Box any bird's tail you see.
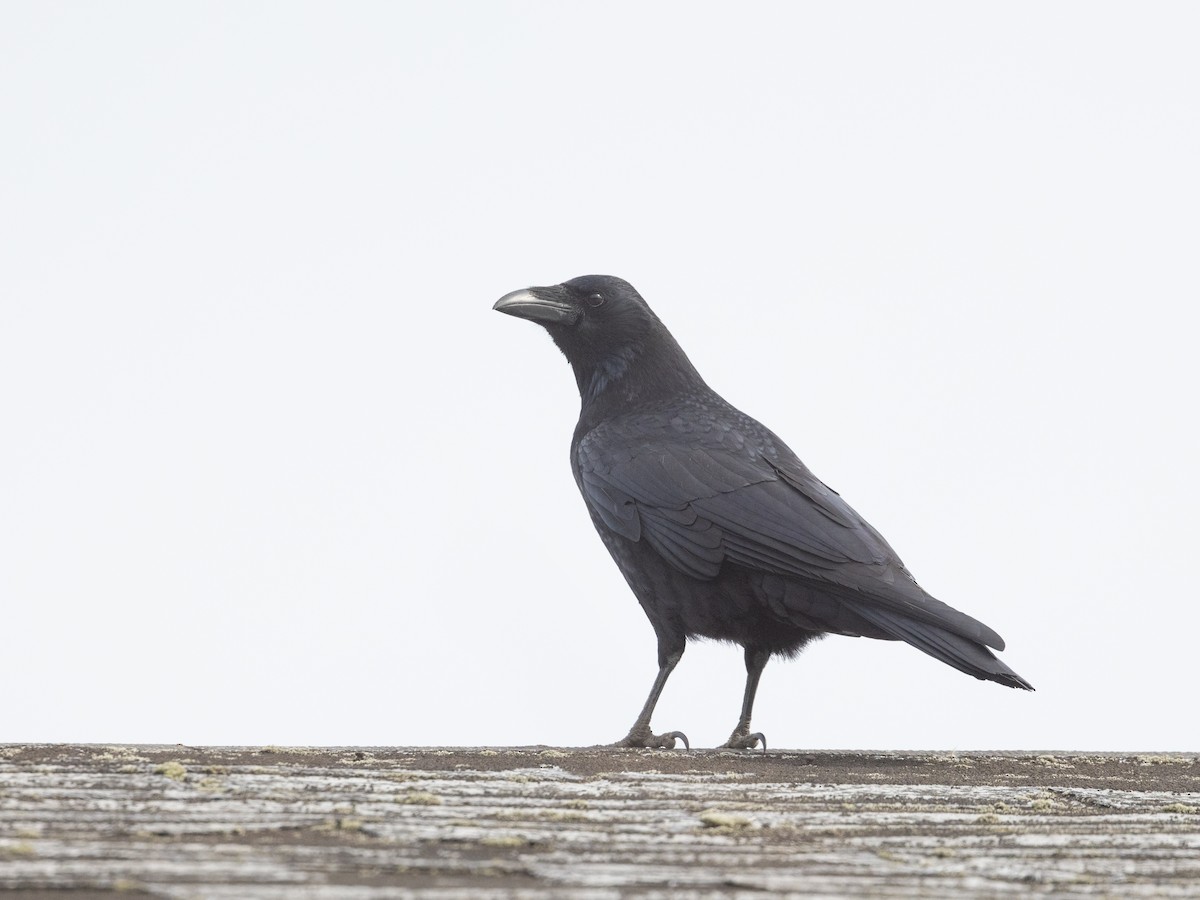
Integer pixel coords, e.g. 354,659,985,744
852,605,1034,691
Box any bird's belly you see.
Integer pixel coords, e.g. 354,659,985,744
598,529,820,654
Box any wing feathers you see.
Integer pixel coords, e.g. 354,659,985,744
578,421,1017,671
639,506,723,580
580,470,640,540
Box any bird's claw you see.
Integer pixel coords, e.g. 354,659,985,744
660,730,690,750
720,731,767,751
612,728,690,750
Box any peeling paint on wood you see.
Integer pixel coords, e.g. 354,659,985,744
1,745,1198,897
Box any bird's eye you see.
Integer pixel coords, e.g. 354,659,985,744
586,293,605,308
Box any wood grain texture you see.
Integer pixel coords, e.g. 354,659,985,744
2,745,1198,898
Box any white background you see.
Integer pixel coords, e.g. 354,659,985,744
3,2,1196,751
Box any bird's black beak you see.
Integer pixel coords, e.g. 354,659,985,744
493,286,579,326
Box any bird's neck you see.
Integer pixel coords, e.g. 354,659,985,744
571,332,708,425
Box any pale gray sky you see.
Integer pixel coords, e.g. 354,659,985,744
3,2,1197,751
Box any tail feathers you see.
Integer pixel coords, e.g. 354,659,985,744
853,605,1034,691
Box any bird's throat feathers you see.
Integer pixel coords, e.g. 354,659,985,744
559,331,707,416
578,345,637,407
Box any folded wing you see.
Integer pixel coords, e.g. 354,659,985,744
578,424,1011,658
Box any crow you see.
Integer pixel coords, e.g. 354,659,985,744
494,275,1032,750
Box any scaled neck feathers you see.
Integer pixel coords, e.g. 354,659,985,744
564,328,708,420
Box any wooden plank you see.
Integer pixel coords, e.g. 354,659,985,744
1,745,1198,897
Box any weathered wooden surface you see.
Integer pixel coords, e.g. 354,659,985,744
1,745,1198,898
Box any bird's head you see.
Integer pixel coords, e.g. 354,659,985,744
493,274,652,351
494,275,702,408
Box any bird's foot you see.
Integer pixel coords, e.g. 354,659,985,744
611,726,690,750
720,731,766,751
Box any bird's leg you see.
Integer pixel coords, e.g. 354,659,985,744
720,647,771,750
612,642,689,750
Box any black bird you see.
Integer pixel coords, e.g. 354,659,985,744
494,275,1032,750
